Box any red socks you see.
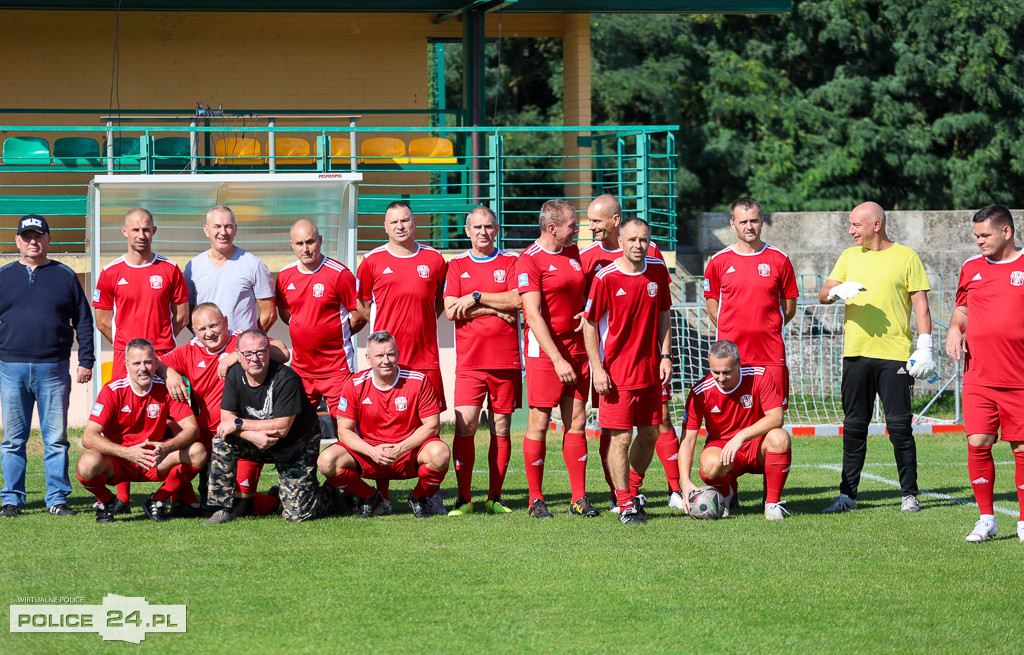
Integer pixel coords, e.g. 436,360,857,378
562,432,589,502
153,463,199,503
77,471,113,504
615,489,634,512
629,469,644,497
235,460,263,496
599,431,615,494
655,430,681,492
523,437,546,503
253,492,280,516
1014,449,1024,520
764,450,791,504
116,481,130,503
453,436,476,502
968,444,995,515
488,433,511,501
326,469,375,499
412,465,447,499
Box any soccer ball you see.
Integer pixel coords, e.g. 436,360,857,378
688,486,725,520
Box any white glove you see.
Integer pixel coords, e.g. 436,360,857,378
907,334,936,379
827,281,866,301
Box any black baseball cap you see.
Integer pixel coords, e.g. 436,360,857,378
17,215,49,236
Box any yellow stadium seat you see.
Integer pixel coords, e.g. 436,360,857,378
101,360,113,385
274,137,313,166
359,137,407,164
330,137,353,165
408,137,457,164
215,137,264,166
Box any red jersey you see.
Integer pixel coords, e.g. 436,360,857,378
517,242,587,357
581,241,664,289
276,256,358,377
333,367,442,445
585,258,671,389
955,251,1024,388
703,244,798,366
443,249,521,371
357,244,446,370
92,254,188,351
684,367,782,440
89,377,193,447
161,332,239,435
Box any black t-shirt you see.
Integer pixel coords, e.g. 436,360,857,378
221,360,318,450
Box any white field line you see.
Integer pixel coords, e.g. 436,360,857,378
817,463,1018,517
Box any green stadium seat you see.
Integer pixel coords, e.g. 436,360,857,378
53,137,102,167
153,137,191,170
111,137,142,170
3,136,50,166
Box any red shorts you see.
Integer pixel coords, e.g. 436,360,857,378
111,347,173,381
525,352,590,408
701,435,765,477
454,369,522,414
662,384,671,404
963,383,1024,441
109,457,169,485
342,437,443,481
299,370,352,413
412,367,446,412
598,385,661,430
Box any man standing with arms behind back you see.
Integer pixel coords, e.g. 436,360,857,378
819,201,935,514
946,204,1024,543
0,215,94,518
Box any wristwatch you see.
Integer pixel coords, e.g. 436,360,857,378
234,417,244,432
472,290,481,305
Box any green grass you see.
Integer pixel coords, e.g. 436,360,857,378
2,431,1022,654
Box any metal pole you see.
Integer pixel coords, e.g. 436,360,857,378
106,120,114,174
267,117,276,173
189,118,198,173
91,184,103,396
349,117,357,172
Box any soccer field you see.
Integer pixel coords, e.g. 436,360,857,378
2,432,1021,654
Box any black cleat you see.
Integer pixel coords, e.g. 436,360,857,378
95,502,115,523
356,489,386,519
634,497,648,520
48,503,76,516
407,494,434,519
569,495,600,518
111,498,132,515
618,506,647,525
528,498,554,519
167,501,202,519
1,504,22,518
143,494,170,522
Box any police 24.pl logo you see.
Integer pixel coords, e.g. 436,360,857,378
10,594,186,644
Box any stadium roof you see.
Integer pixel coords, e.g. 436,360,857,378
0,1,791,13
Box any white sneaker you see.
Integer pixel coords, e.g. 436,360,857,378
965,516,998,543
667,490,685,511
1017,521,1024,543
822,493,856,513
765,501,790,521
721,489,734,519
901,495,920,512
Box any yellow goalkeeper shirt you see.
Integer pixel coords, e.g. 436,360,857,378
828,243,930,361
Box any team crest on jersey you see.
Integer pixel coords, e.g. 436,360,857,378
740,394,753,409
417,265,430,279
569,259,581,271
394,396,408,411
147,403,160,419
758,263,771,277
493,269,506,284
313,283,325,298
149,275,163,290
646,281,658,297
1011,271,1024,287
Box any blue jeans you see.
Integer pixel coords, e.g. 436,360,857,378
0,360,72,508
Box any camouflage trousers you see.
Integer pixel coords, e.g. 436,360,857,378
208,429,328,522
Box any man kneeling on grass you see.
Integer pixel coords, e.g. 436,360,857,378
77,339,204,523
318,330,449,519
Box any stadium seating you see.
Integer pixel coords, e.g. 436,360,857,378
273,137,314,167
53,137,102,168
153,137,192,170
2,136,50,166
359,137,407,164
215,137,265,167
111,137,142,170
330,136,353,165
408,137,457,164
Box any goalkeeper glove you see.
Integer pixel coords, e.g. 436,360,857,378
907,334,936,380
827,281,866,301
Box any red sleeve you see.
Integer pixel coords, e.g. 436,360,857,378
339,267,359,312
517,253,541,295
649,242,665,261
703,258,720,300
168,395,195,422
756,372,783,412
332,378,358,419
955,263,969,308
505,256,519,291
92,267,114,310
434,254,447,303
356,257,374,302
160,345,187,374
417,377,442,418
657,265,672,312
443,258,462,299
88,384,116,427
169,265,188,304
684,388,702,431
274,272,290,312
780,256,799,300
585,273,608,322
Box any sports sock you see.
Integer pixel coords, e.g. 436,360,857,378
412,465,447,499
77,472,113,504
967,444,995,515
655,430,681,492
326,469,375,499
562,431,589,502
699,471,732,498
487,432,511,501
116,481,130,503
1013,450,1024,520
599,431,615,493
453,435,476,502
615,489,634,512
153,463,200,503
176,482,199,506
523,437,546,504
629,469,644,497
235,460,264,497
764,450,792,504
252,492,280,516
377,478,390,501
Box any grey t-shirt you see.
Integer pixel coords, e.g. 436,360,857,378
184,247,274,332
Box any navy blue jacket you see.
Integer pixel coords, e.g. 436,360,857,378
0,259,95,368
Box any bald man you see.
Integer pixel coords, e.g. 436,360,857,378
819,201,934,514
